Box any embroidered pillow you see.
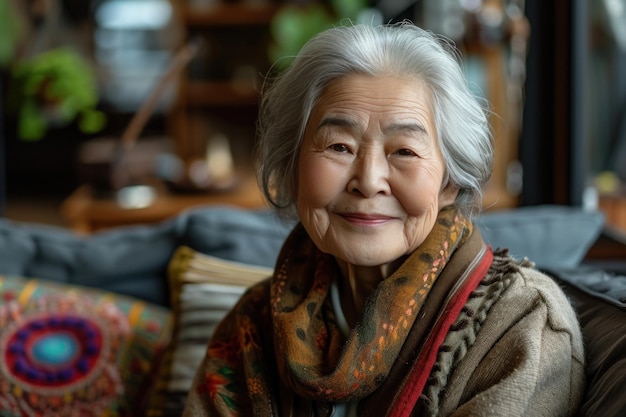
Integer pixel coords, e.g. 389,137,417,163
146,246,272,417
0,275,172,417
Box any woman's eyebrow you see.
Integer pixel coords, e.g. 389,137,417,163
318,116,359,130
317,117,428,137
383,122,428,135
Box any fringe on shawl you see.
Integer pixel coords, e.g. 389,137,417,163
419,249,524,416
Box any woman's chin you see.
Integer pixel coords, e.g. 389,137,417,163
333,248,404,268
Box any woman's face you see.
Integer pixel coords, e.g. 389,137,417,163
296,74,458,267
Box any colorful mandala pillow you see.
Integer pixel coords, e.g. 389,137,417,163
0,275,173,417
145,246,272,417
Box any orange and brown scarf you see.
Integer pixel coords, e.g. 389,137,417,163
195,206,489,416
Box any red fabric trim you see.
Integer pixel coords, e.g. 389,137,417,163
388,245,494,417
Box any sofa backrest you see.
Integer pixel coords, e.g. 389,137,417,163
0,206,293,306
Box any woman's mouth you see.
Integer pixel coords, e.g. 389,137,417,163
339,212,395,226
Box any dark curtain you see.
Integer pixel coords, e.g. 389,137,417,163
520,0,587,206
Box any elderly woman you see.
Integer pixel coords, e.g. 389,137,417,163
183,23,584,416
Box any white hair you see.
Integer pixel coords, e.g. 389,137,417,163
257,22,493,219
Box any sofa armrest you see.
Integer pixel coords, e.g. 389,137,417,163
548,267,626,417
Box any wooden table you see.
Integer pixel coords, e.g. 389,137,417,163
598,194,626,234
61,175,267,233
586,194,626,264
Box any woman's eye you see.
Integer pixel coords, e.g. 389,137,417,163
329,143,350,153
395,148,417,157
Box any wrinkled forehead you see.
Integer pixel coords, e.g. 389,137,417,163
304,73,436,134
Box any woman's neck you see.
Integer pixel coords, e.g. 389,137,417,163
334,257,406,328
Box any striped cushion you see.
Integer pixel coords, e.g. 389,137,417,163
146,246,272,417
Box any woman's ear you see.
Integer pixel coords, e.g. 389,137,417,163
438,182,459,207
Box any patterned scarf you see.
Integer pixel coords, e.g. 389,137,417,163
271,206,473,403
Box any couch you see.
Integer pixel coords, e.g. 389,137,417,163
0,204,624,416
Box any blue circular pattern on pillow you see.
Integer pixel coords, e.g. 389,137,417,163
0,277,172,416
31,333,79,365
4,314,103,387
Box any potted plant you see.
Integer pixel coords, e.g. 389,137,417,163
269,0,369,70
7,47,106,141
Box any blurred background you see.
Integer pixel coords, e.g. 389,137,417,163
0,0,625,234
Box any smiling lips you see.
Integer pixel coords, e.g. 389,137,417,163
339,212,396,226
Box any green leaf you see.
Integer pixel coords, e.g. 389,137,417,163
269,4,334,69
10,47,106,140
218,366,236,377
18,103,46,141
79,109,106,134
330,0,368,21
219,393,238,411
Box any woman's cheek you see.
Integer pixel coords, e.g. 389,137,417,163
392,165,445,214
298,156,344,208
392,180,434,215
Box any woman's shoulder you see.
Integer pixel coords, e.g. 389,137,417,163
427,251,586,416
508,261,576,312
486,251,582,335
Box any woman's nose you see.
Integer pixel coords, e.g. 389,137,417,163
347,152,391,197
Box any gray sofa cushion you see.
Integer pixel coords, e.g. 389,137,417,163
0,206,292,306
477,205,605,269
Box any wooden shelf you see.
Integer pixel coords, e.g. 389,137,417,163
61,175,267,233
169,0,276,167
184,80,259,107
181,3,278,26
